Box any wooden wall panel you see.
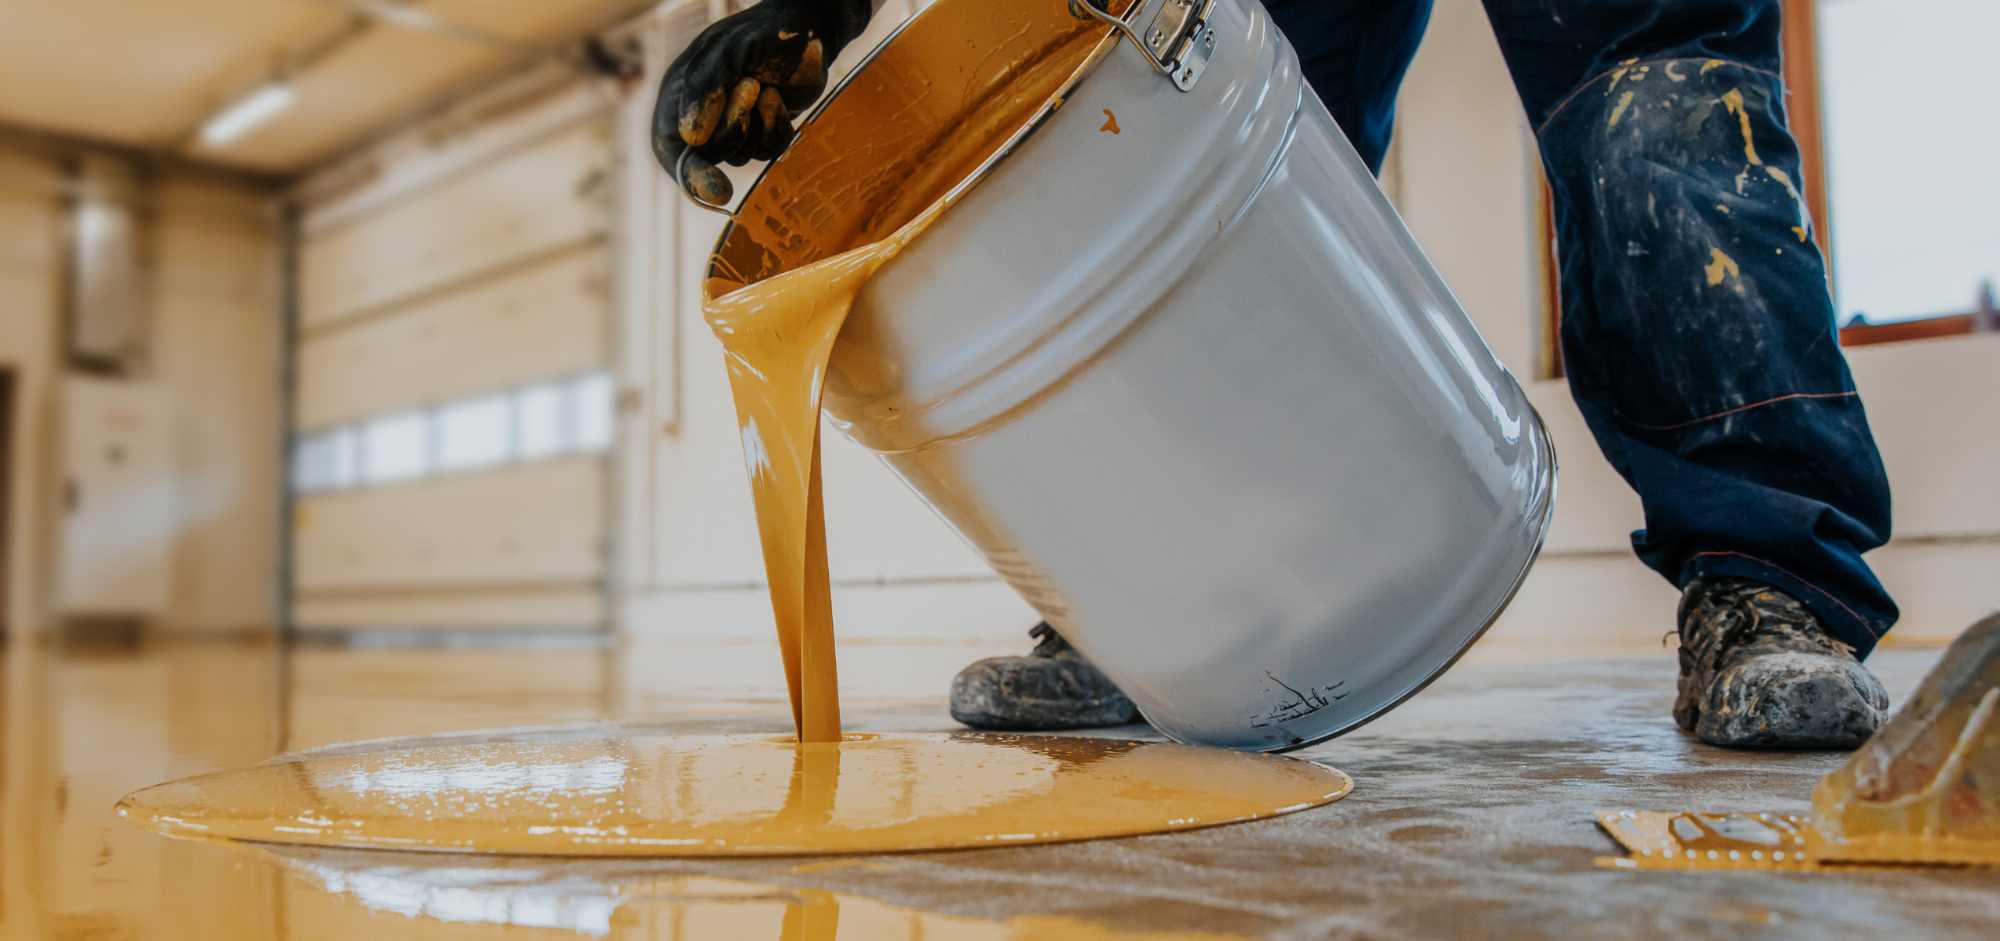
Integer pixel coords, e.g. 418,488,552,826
293,457,605,592
298,245,608,428
292,586,604,630
289,89,614,634
153,291,281,630
300,118,612,331
151,178,283,632
152,181,280,304
0,148,59,276
0,197,56,275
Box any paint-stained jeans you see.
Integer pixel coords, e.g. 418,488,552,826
1264,0,1898,654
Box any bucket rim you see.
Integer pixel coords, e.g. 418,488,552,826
706,0,1128,284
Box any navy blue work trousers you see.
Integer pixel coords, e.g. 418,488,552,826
1264,0,1897,653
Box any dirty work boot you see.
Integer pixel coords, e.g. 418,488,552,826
1674,577,1890,749
950,623,1139,730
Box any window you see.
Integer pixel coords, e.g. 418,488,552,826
360,411,431,485
571,372,616,453
515,382,568,460
291,370,617,496
437,395,512,472
291,428,358,494
1819,0,1999,343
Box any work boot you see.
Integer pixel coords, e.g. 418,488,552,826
1674,577,1890,749
950,623,1140,730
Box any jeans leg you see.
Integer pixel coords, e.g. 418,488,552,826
1264,0,1434,174
1480,0,1898,653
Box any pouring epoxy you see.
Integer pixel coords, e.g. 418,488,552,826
700,5,1112,744
117,2,1353,858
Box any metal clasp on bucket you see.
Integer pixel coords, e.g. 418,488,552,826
1072,0,1218,92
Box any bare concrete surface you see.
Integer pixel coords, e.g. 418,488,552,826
4,640,1995,939
607,649,1999,940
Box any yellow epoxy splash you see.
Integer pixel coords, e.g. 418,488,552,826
1703,247,1740,287
1607,90,1635,129
1719,88,1761,166
1718,86,1812,236
119,729,1351,857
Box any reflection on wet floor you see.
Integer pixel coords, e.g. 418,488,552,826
0,640,1248,939
4,637,1997,939
259,846,1246,939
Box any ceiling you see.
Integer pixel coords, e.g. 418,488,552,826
0,0,652,176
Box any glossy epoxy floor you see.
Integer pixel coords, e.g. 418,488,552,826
3,637,1996,940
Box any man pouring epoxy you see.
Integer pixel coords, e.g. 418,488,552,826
652,0,1898,751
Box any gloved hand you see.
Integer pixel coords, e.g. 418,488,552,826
652,0,875,206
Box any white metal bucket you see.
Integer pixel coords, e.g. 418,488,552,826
710,0,1556,751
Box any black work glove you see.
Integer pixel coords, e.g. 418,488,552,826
652,0,875,206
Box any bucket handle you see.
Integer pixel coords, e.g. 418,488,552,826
679,0,1215,217
1072,0,1217,93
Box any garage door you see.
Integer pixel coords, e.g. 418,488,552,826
289,80,615,634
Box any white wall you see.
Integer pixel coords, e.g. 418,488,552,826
0,143,283,637
151,177,284,633
1391,2,1549,380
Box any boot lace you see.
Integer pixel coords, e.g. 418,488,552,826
1681,578,1853,677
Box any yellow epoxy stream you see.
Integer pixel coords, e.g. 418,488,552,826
701,13,1109,743
704,200,947,743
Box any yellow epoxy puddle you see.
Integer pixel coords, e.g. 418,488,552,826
118,728,1350,857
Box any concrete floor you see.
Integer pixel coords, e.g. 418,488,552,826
2,639,1994,939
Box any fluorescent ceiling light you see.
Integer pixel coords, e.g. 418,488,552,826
198,81,298,147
